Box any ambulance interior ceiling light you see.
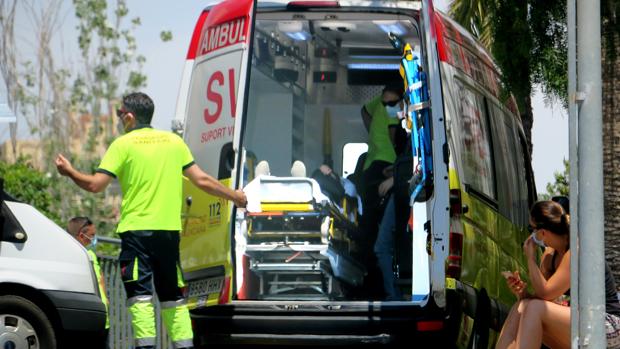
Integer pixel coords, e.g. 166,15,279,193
374,21,407,36
348,55,402,60
318,21,356,32
285,31,312,41
347,63,400,70
278,21,312,41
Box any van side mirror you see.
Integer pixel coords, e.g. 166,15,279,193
1,202,27,243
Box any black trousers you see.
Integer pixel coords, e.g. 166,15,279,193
360,160,392,241
119,230,184,302
358,160,392,299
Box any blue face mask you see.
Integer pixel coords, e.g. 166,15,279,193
84,234,98,251
385,105,401,118
530,232,546,248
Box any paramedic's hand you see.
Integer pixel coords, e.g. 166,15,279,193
234,189,247,208
382,165,394,178
523,235,537,262
55,154,74,176
378,177,394,197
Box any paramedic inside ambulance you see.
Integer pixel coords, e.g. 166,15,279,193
359,84,405,296
359,83,404,220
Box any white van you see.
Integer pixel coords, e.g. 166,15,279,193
0,182,106,348
174,0,536,347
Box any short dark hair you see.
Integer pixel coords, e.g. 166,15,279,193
122,92,154,124
67,216,93,238
382,83,405,99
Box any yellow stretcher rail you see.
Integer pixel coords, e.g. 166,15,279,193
259,203,315,212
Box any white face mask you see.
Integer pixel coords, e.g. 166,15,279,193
385,105,401,118
530,232,546,248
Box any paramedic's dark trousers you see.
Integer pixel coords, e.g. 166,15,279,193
360,160,392,298
360,160,392,247
119,231,193,349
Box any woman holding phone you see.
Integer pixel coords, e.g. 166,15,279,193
495,200,620,349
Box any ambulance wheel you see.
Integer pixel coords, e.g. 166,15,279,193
0,295,56,349
469,288,490,349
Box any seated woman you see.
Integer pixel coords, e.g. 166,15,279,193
496,200,620,349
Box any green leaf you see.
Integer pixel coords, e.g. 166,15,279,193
160,30,173,42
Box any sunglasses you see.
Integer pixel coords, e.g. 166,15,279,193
116,108,129,119
76,217,93,234
527,224,545,233
382,100,401,107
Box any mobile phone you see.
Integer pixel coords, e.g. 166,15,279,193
501,271,514,279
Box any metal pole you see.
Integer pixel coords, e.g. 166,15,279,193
577,0,605,346
567,0,578,346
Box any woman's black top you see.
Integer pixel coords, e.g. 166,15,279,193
605,262,620,316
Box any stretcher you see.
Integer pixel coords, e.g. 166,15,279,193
241,176,365,300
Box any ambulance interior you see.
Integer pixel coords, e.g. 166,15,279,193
238,15,422,301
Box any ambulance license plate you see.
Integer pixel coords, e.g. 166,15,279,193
188,277,223,298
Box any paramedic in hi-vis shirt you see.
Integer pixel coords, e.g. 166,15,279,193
55,92,247,349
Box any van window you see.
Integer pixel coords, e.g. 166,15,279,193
453,81,495,200
488,104,527,223
512,122,531,224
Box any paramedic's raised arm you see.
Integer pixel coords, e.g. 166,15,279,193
184,164,247,208
361,106,372,132
55,154,113,193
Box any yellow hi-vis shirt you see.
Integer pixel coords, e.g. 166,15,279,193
363,95,400,170
87,249,109,329
97,126,194,233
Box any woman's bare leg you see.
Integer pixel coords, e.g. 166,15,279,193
496,300,530,349
516,299,570,349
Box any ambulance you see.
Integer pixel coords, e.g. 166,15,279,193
174,0,536,346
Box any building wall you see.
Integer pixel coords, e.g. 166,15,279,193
602,31,620,285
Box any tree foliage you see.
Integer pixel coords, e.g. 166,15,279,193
449,0,568,151
540,158,569,200
72,0,147,117
0,157,59,223
529,0,568,105
0,0,171,244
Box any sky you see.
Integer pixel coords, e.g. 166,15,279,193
1,0,567,193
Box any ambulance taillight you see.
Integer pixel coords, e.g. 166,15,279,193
287,1,340,9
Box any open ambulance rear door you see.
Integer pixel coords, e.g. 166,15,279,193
420,0,451,308
175,0,256,309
